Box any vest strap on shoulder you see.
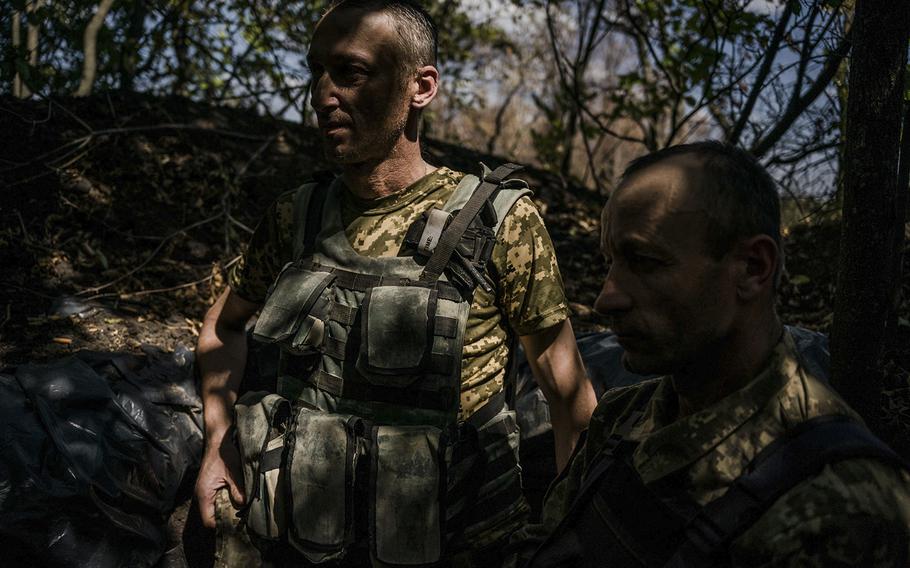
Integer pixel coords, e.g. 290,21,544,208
292,175,332,260
529,386,910,568
419,163,524,285
671,414,910,565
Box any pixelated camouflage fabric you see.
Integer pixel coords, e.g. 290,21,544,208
540,329,910,566
230,167,569,418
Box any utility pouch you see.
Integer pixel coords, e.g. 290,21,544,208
472,407,522,511
252,264,335,349
371,425,445,566
286,407,362,562
234,391,292,541
445,403,525,542
356,285,437,384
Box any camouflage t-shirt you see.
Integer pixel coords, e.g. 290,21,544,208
540,330,910,566
230,167,569,418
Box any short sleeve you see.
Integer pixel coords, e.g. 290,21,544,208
491,196,570,336
228,191,296,304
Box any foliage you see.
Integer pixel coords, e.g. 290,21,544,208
0,0,509,119
531,0,851,195
1,0,854,198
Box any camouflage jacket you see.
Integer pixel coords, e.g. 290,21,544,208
230,166,569,419
540,329,910,566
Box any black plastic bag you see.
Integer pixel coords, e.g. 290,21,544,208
0,346,203,568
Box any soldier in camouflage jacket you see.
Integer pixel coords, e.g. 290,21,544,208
529,142,910,567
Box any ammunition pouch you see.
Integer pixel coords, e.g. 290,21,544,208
234,391,292,541
356,285,450,384
371,424,447,566
235,396,451,565
286,407,364,563
251,264,334,355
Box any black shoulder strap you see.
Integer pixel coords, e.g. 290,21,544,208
669,414,910,566
527,383,665,568
418,163,523,284
302,173,331,257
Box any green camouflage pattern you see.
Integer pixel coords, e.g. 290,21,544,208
231,167,569,419
539,329,910,566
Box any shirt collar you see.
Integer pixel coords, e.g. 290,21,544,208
630,332,798,484
341,167,455,215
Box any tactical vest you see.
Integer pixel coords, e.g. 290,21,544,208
527,383,909,568
236,165,532,566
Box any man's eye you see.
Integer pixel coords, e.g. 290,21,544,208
628,253,662,269
339,65,368,80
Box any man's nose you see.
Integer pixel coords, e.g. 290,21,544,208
593,271,632,316
310,73,338,113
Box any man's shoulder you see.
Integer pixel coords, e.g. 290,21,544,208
588,379,662,442
735,456,910,564
598,378,661,413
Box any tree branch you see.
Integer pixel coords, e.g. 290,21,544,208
728,1,794,145
750,26,852,158
75,0,116,97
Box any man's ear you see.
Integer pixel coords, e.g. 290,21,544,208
734,235,779,300
411,65,439,109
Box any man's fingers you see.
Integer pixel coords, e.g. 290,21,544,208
198,489,218,529
226,474,246,508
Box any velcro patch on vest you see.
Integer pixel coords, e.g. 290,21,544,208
418,208,453,256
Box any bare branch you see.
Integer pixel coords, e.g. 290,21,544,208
487,80,522,154
728,1,794,145
751,26,852,158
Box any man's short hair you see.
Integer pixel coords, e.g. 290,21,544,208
620,141,784,284
324,0,438,73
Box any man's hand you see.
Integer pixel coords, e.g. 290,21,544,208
520,319,597,472
195,434,246,528
194,288,259,528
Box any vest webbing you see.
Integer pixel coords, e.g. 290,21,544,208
248,166,532,562
283,165,528,414
419,163,524,284
529,397,909,568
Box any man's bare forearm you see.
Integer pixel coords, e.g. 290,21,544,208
520,319,598,471
197,290,256,448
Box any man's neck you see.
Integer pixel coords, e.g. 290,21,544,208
340,140,434,200
673,310,783,419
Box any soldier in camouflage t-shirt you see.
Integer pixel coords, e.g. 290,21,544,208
193,1,597,566
230,166,570,419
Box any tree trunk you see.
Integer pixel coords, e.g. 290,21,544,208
171,1,191,97
830,0,910,443
833,0,855,208
119,0,147,91
75,0,117,97
15,0,44,98
11,10,22,98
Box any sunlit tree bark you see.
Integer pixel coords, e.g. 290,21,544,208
75,0,117,97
